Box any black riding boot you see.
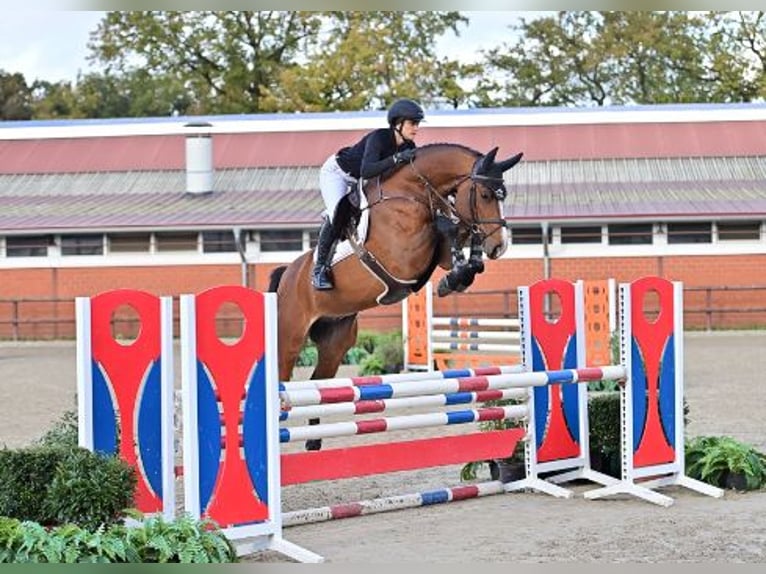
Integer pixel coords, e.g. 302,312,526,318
312,217,338,290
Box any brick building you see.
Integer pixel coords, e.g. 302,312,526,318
2,103,766,337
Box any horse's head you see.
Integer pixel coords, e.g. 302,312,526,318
452,146,523,260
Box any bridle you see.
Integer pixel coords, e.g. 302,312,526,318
367,154,508,242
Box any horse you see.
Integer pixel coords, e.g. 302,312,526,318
269,143,523,447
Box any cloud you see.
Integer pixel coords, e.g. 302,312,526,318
0,11,104,82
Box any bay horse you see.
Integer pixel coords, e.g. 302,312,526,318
269,143,523,447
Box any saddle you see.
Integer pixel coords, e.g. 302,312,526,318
331,180,438,305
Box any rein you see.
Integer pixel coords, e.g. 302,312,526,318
367,159,508,241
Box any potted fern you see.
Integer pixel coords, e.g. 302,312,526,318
686,435,766,491
460,397,526,483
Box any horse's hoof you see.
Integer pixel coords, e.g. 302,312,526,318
305,439,323,451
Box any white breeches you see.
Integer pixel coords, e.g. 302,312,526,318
319,154,357,223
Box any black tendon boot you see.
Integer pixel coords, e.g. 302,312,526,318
312,217,338,290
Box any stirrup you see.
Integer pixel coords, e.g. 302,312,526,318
312,265,334,290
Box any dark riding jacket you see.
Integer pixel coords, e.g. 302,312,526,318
336,128,416,179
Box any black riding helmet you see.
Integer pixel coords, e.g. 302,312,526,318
387,98,425,127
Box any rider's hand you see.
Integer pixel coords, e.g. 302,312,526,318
394,148,416,164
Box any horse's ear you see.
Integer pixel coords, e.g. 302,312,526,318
497,152,524,173
476,147,499,174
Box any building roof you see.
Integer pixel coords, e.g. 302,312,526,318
2,104,766,233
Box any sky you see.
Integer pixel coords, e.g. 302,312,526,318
0,11,536,84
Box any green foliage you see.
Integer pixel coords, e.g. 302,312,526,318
44,447,137,530
460,397,525,482
35,409,79,449
0,445,136,529
354,330,379,354
587,331,621,392
358,354,385,376
357,331,403,375
296,342,317,367
587,392,622,478
587,392,622,459
0,446,70,524
122,514,237,563
343,345,370,366
0,514,236,563
8,12,766,119
686,435,766,491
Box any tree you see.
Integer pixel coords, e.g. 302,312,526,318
261,11,469,111
29,80,80,119
703,11,766,102
87,11,326,114
0,70,33,120
476,11,766,107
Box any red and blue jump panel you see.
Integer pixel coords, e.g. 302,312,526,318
526,279,584,462
181,285,283,541
76,289,174,519
627,276,679,470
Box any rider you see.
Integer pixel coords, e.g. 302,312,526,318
312,98,425,290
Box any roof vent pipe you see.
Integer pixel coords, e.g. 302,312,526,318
184,122,214,194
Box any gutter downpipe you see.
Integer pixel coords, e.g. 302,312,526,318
233,227,248,288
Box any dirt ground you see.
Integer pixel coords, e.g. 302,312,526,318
1,332,765,563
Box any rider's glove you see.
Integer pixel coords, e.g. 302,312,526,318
393,148,416,164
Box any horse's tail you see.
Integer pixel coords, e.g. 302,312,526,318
268,265,287,292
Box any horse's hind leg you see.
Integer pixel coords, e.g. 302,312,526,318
305,314,359,450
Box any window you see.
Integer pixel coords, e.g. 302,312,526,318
608,224,653,245
511,226,552,245
202,230,238,253
61,234,103,255
667,222,712,244
108,233,151,253
560,226,602,244
260,230,302,252
717,221,760,241
155,232,198,252
5,235,50,257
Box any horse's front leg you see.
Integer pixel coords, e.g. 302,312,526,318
437,233,485,296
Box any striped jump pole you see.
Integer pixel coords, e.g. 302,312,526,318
280,404,529,443
283,480,508,527
281,364,523,391
280,387,528,421
432,317,521,328
280,366,626,407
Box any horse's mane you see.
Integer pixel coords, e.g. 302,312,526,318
417,142,480,157
375,142,480,185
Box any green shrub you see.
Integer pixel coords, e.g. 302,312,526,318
343,345,370,365
0,446,136,529
35,409,79,450
44,447,137,530
0,446,71,524
354,330,379,354
587,392,622,478
686,435,766,491
295,343,317,367
358,353,385,375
